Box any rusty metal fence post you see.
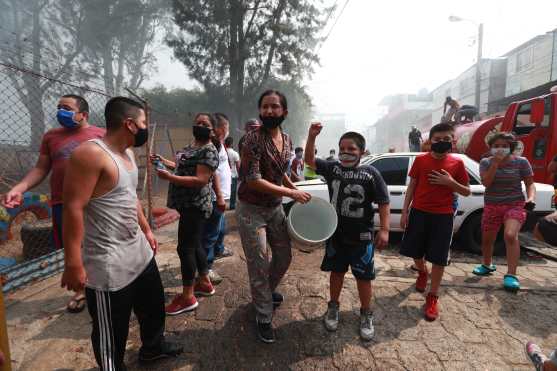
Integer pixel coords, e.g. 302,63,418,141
125,88,154,228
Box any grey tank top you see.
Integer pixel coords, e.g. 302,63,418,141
83,139,153,291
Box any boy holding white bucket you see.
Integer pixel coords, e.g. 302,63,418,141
305,124,390,341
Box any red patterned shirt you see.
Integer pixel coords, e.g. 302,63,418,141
238,127,292,207
39,125,105,204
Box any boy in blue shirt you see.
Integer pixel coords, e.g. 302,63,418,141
305,123,390,340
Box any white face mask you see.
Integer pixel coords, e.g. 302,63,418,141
491,147,511,157
339,153,359,168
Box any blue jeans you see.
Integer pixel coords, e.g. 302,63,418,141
203,202,226,269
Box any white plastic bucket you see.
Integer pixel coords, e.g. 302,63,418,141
287,197,338,251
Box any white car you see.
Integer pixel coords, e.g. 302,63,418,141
283,153,555,253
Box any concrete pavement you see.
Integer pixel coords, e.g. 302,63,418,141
4,215,557,370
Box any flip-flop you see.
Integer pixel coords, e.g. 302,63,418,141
67,295,87,313
503,274,520,292
472,264,497,276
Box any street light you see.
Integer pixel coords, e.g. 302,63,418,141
449,15,484,113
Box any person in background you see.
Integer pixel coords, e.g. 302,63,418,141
525,342,557,371
399,123,470,321
62,97,182,369
442,96,460,123
388,147,396,153
305,124,390,341
408,125,422,152
534,211,557,246
225,136,240,210
472,132,535,292
304,148,320,180
455,105,478,124
236,89,311,343
202,113,234,285
2,94,104,314
290,147,304,182
238,118,261,154
326,149,337,162
157,113,220,315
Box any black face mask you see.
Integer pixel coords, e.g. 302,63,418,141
431,141,452,154
129,121,148,147
193,125,211,141
259,115,285,129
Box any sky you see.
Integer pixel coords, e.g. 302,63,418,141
144,0,557,131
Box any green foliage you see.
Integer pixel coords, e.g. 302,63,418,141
141,79,312,144
167,0,330,138
80,0,170,94
140,84,212,126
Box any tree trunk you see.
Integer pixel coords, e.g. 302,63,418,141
228,0,244,130
114,42,126,95
102,44,115,95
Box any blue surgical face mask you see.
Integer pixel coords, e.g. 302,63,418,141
57,109,79,129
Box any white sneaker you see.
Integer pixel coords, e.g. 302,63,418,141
208,269,223,285
359,308,375,341
324,301,339,331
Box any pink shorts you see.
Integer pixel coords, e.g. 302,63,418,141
481,202,526,232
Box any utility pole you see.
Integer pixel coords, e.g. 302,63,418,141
475,23,484,113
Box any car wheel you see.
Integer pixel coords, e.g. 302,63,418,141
460,212,505,256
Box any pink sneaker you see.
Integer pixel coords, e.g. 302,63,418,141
194,281,216,297
165,295,198,315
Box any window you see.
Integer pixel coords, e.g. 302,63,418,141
514,103,535,135
467,170,480,185
516,47,533,72
371,157,409,186
513,98,551,135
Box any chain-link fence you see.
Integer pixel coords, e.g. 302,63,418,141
0,62,174,292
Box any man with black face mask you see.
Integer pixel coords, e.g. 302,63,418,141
399,123,470,323
62,97,182,370
2,94,104,314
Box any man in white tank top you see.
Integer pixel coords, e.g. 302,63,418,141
61,97,182,370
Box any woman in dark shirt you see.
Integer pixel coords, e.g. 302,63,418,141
155,113,219,315
236,90,311,343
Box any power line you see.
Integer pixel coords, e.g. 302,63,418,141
316,0,351,55
322,0,340,27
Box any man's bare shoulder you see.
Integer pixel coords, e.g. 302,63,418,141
70,141,109,169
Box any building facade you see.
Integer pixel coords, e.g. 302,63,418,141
430,58,507,124
505,30,557,97
371,93,433,153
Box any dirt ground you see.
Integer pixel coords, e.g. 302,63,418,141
4,212,557,370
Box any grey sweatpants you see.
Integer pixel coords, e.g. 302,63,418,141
236,201,292,323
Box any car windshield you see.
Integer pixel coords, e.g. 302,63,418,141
361,155,377,165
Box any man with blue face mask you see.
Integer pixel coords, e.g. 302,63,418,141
2,94,105,313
